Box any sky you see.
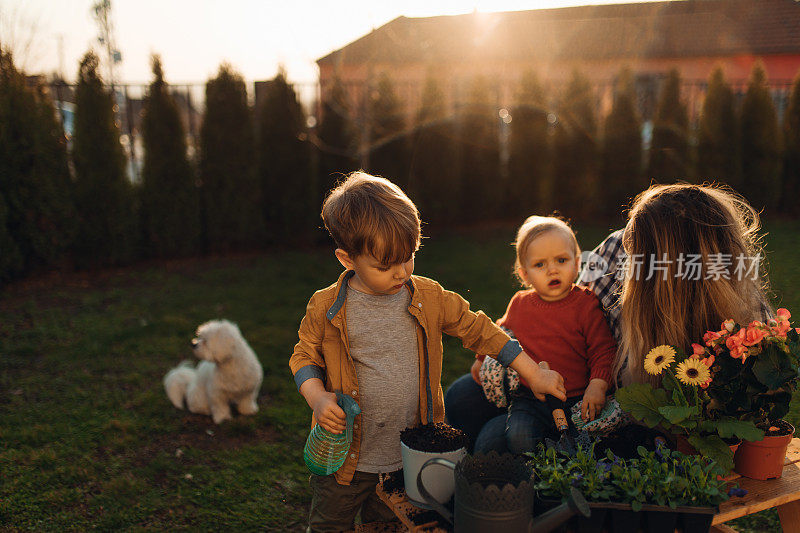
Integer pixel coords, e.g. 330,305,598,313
2,0,658,85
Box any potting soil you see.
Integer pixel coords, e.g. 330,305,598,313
400,422,468,452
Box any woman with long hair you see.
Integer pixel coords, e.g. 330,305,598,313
445,182,773,453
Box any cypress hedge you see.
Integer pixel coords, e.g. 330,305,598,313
647,68,690,183
199,63,263,253
140,55,200,258
600,67,644,220
697,67,740,190
740,61,782,211
72,51,137,267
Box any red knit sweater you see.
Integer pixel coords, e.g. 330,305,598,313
490,285,616,398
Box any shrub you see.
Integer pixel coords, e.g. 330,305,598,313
782,69,800,217
458,75,501,219
600,67,644,221
256,69,316,244
509,70,551,216
139,55,200,258
407,74,460,228
366,72,409,190
72,50,137,267
740,61,782,212
0,50,75,278
199,63,263,253
553,70,598,220
316,75,358,203
697,67,740,191
647,68,691,183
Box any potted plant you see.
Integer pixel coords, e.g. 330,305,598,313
400,422,468,506
698,309,800,479
616,345,763,472
529,443,743,533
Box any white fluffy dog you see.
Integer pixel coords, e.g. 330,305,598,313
164,320,263,424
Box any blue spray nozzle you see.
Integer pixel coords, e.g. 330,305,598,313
335,391,361,442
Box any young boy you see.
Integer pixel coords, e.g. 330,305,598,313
290,172,566,532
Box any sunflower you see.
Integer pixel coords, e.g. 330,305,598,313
644,345,676,375
675,358,712,386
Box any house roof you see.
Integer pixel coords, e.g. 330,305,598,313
317,0,800,66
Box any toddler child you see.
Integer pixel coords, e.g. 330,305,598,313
290,173,566,532
480,215,617,454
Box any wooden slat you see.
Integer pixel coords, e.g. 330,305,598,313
715,461,800,524
777,500,800,533
709,524,739,533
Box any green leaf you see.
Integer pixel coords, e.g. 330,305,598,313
712,419,764,441
616,384,671,428
658,405,698,424
752,346,797,389
688,434,734,472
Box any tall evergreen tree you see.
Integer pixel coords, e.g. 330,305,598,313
256,69,315,244
647,68,690,182
740,61,782,211
601,67,644,220
316,75,358,201
782,69,800,217
366,72,409,189
459,75,501,220
72,50,137,267
697,67,740,190
408,74,459,227
199,63,262,253
140,55,200,258
509,70,550,216
552,70,598,220
0,49,75,278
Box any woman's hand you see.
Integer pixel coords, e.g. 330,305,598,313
581,378,609,422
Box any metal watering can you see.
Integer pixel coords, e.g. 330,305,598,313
417,451,589,533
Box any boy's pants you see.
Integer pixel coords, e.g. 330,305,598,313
505,388,581,455
308,470,399,532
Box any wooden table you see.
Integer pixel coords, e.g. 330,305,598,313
711,438,800,533
369,438,800,533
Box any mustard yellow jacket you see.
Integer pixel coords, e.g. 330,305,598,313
290,270,522,484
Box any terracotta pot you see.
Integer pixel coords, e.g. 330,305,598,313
734,422,795,480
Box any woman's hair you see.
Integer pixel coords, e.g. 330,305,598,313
616,183,771,386
321,171,421,265
514,215,580,287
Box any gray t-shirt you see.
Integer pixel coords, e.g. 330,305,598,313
346,284,420,473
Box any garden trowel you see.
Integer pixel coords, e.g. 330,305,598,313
539,361,578,455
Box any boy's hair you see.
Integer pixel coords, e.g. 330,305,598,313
617,182,771,386
514,215,580,286
321,172,421,264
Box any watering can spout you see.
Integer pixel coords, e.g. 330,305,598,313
528,487,590,533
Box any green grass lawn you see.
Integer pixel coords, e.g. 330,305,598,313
1,220,798,531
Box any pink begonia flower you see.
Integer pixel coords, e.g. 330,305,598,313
726,329,748,359
704,331,721,347
702,354,715,368
744,325,768,346
692,343,706,357
722,319,736,333
774,308,792,337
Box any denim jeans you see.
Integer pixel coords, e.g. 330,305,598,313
443,373,505,453
505,388,581,455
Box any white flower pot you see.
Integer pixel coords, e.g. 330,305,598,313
401,441,466,508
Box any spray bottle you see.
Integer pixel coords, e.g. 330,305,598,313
303,391,361,475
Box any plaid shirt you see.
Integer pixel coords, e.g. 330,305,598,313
577,229,625,343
